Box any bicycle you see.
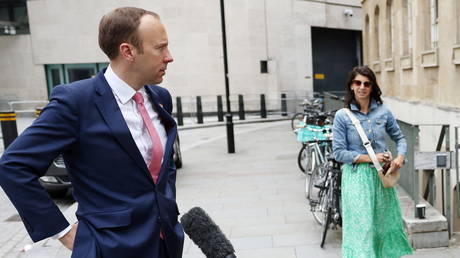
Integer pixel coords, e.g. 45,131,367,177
301,139,332,202
296,111,335,174
291,96,323,131
313,158,341,248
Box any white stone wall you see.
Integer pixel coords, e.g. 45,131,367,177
0,35,47,108
0,0,362,110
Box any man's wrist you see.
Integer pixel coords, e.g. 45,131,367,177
53,225,72,240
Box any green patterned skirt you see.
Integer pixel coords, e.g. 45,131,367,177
341,163,413,258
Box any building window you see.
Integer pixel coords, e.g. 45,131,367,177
374,6,380,61
386,0,394,58
402,0,413,55
365,15,370,64
45,63,109,95
0,0,29,35
260,60,268,73
428,0,439,49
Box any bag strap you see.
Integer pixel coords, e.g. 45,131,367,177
343,108,383,172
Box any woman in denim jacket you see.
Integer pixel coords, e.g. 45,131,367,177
332,66,413,258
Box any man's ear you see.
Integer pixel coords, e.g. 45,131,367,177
119,43,135,62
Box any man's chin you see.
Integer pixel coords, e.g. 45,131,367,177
149,78,163,85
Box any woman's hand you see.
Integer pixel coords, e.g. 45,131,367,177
376,153,391,163
392,154,405,169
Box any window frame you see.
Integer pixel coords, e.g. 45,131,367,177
45,62,109,96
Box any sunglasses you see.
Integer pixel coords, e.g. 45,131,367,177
352,80,373,88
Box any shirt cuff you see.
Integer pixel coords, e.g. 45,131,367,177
51,225,72,240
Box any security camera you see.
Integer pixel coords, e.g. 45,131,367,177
343,9,354,17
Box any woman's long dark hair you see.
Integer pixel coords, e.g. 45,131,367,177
344,66,383,109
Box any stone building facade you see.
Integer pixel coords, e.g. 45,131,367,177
362,0,460,231
0,0,362,112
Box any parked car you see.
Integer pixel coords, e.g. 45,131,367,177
39,135,183,196
173,134,182,169
39,154,72,197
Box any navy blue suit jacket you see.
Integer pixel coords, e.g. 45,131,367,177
0,71,184,258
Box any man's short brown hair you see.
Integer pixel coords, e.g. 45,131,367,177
98,7,159,60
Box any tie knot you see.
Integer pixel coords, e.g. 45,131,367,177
133,92,144,104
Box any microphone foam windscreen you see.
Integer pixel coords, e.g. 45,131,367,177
180,207,235,258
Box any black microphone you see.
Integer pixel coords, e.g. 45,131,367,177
180,207,237,258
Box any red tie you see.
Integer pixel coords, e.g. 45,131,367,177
133,92,164,184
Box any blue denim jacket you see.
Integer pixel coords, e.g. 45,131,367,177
332,100,407,164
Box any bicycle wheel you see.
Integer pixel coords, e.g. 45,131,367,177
297,144,314,174
308,157,325,203
320,207,332,248
291,112,305,130
297,145,307,174
303,146,316,199
311,185,327,225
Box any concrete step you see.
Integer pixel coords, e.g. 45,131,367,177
397,186,449,249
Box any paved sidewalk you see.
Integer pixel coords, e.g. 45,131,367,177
177,121,342,258
176,121,460,257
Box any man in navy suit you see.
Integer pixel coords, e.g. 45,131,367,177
0,7,183,258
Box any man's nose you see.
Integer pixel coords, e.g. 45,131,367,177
164,50,173,63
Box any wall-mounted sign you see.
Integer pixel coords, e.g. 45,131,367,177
314,73,325,80
414,152,455,169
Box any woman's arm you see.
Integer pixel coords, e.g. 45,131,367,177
355,153,390,164
332,110,361,164
385,108,407,168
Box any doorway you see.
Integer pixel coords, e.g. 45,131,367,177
311,27,362,93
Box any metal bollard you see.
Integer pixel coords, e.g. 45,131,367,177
260,94,267,118
238,95,245,120
281,93,287,116
0,111,18,149
176,97,184,126
196,96,203,124
217,95,224,122
226,114,235,153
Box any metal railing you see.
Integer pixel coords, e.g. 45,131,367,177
323,91,345,111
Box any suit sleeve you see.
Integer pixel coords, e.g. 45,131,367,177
0,85,79,242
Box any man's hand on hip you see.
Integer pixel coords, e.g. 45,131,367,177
59,222,78,250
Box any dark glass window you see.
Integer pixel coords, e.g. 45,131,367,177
0,0,29,36
260,60,268,73
67,68,96,83
50,69,61,88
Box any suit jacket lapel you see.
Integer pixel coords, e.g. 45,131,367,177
145,86,177,185
93,73,152,181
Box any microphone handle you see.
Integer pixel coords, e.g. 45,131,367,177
225,254,237,258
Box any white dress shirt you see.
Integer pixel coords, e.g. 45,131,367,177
104,65,167,164
53,65,167,240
